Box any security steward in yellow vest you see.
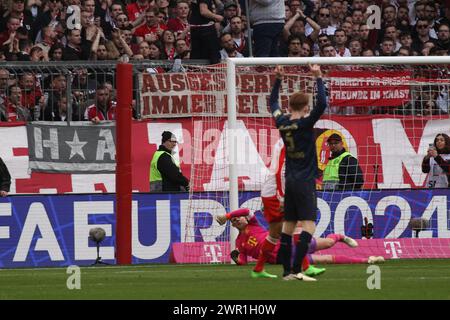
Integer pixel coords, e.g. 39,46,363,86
322,133,364,191
149,131,189,192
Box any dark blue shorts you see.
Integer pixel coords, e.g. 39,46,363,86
284,178,317,221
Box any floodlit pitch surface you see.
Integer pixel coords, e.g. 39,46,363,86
0,259,449,299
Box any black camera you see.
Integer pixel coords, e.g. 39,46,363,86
361,217,374,239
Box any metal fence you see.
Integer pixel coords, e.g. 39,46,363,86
0,60,449,123
0,59,209,123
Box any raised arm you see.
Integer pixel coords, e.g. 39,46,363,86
269,66,284,120
304,64,327,125
215,208,250,225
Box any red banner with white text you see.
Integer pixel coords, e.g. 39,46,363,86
329,70,412,107
139,70,416,118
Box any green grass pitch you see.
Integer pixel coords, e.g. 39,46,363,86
0,259,449,300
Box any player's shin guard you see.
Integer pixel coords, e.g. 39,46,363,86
278,233,292,276
292,231,313,274
254,236,277,272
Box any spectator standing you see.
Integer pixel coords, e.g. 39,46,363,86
329,0,343,28
174,38,190,59
221,1,239,31
1,84,31,122
0,69,10,108
167,0,191,46
334,29,351,57
422,133,450,188
63,28,93,60
435,23,450,51
20,73,43,121
382,5,397,29
378,37,396,56
229,15,249,57
322,133,364,191
286,34,302,57
383,25,401,52
412,18,436,54
349,38,362,56
42,74,67,121
127,0,154,22
35,25,57,57
219,32,243,59
189,0,222,64
309,6,336,37
84,84,116,123
0,17,21,48
135,7,168,43
249,0,285,57
161,29,176,59
49,43,65,61
0,157,11,197
149,131,189,192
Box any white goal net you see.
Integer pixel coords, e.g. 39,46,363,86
179,56,450,263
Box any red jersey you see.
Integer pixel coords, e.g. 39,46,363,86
126,2,150,22
84,101,116,121
134,23,167,39
167,18,190,45
21,88,43,110
5,102,30,122
235,216,278,265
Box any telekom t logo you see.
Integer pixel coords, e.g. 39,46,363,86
204,244,223,263
384,241,402,259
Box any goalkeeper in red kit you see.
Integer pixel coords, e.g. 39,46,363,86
218,209,383,267
217,139,324,279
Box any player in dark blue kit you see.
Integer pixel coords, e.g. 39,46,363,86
270,64,328,281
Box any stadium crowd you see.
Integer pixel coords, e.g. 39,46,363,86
0,0,449,122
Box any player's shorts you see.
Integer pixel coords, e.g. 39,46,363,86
261,195,284,223
284,178,317,221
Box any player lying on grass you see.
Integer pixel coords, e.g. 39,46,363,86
217,208,322,279
216,208,384,269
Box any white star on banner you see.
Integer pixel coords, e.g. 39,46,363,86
65,131,87,160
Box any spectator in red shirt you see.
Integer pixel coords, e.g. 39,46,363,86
1,85,31,122
127,0,155,22
82,0,96,18
167,0,191,46
0,17,21,48
20,73,43,120
84,84,116,123
161,29,176,60
134,6,167,43
229,15,249,57
174,38,190,59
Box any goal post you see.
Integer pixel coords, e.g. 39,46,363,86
226,61,240,253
